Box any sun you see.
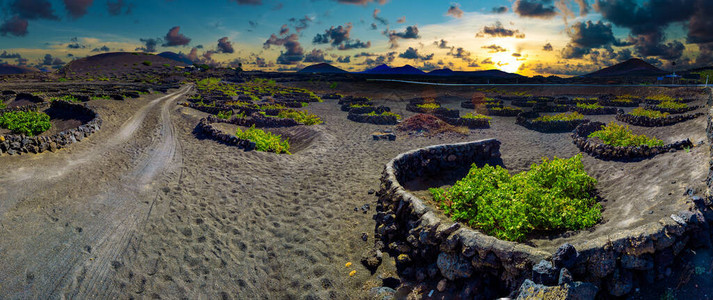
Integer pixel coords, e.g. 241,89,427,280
490,52,524,74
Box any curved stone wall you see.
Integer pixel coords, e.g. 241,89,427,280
568,106,618,115
347,112,399,125
615,112,704,127
516,112,588,133
375,138,712,297
571,121,693,160
643,105,701,114
0,101,102,156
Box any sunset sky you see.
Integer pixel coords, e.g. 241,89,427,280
0,0,711,76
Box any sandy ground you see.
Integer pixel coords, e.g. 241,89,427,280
0,81,710,299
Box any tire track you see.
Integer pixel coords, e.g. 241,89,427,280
0,85,191,299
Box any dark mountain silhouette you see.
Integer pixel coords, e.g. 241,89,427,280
298,63,348,74
158,51,194,65
61,52,188,77
0,64,40,75
361,64,425,75
584,58,667,77
428,68,524,78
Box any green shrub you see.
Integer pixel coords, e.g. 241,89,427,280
576,103,603,109
349,103,371,108
58,77,68,82
534,112,584,122
265,109,323,125
163,63,171,67
646,94,678,102
490,106,521,112
259,103,286,110
657,101,687,109
630,107,669,118
588,122,664,147
142,61,152,66
0,101,5,109
0,111,52,136
366,111,401,120
91,95,111,100
50,95,80,103
416,103,440,109
462,112,492,120
235,125,290,154
217,110,233,120
430,154,600,241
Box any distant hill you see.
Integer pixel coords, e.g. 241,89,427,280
0,64,40,75
298,63,347,74
429,68,524,78
361,64,425,75
61,52,188,77
158,51,194,65
585,58,667,77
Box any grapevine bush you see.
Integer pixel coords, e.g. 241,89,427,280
235,125,291,154
588,122,664,147
0,111,52,136
430,154,601,241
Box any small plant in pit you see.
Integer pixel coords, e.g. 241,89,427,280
262,109,323,125
576,103,603,109
656,101,687,109
462,112,491,120
533,112,584,122
588,122,664,147
0,111,52,136
235,125,290,154
329,82,338,89
630,107,669,118
416,102,440,109
91,95,112,100
50,95,80,103
574,97,598,101
217,110,233,120
490,106,521,112
0,101,5,109
430,154,600,242
142,61,152,66
349,103,371,108
646,94,679,102
366,111,401,120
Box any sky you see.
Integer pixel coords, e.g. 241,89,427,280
0,0,711,76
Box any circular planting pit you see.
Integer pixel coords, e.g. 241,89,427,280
6,93,44,108
347,105,390,115
643,105,701,114
347,112,399,125
616,112,704,127
486,107,522,117
196,117,320,154
516,112,588,133
572,121,693,160
440,116,491,129
375,138,712,298
598,98,640,107
569,105,618,115
0,100,101,156
533,104,569,113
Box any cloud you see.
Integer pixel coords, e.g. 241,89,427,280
447,4,464,18
290,15,313,32
476,21,525,38
0,16,28,37
398,47,434,60
434,39,449,49
448,47,471,60
373,8,387,26
383,25,420,49
303,49,331,63
264,32,304,64
354,52,377,57
67,37,86,49
568,20,622,48
107,0,132,16
272,3,283,10
482,44,507,53
279,24,289,35
91,45,111,52
63,0,94,19
560,43,590,59
370,23,377,30
0,51,23,59
230,0,262,5
41,54,65,66
333,0,388,5
397,16,405,23
337,56,351,63
513,0,557,19
481,58,494,65
492,6,509,14
9,0,59,20
162,26,191,47
359,51,396,67
543,42,553,51
136,38,159,52
313,23,371,50
217,37,234,53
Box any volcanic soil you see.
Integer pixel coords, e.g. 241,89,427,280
0,80,710,299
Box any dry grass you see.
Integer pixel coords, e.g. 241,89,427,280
396,114,468,136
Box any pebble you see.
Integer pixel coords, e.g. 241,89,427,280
361,232,368,241
437,279,447,292
368,189,375,195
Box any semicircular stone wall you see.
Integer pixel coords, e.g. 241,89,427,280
374,137,713,297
